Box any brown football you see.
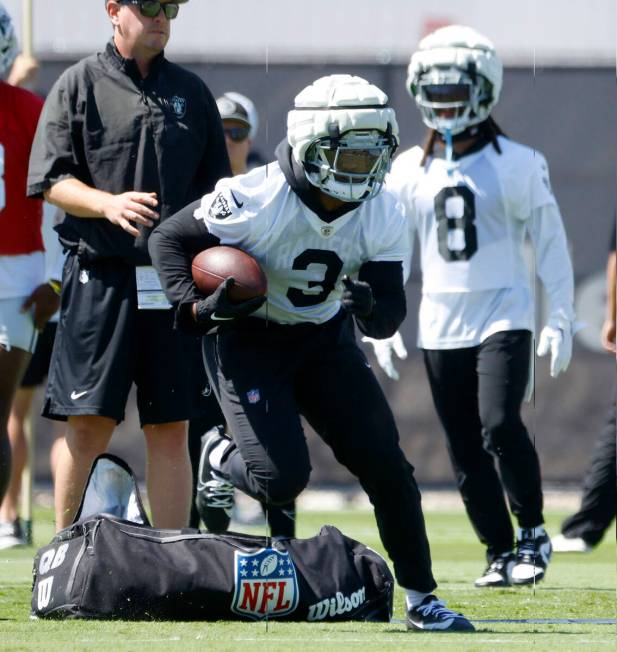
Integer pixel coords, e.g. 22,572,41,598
191,246,267,302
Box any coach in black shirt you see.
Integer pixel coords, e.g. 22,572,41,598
27,0,231,531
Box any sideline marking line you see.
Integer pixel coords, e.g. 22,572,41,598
392,617,615,625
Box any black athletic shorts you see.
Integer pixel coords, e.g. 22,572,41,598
43,254,201,426
21,321,58,388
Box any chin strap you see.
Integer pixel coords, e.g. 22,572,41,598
444,128,454,173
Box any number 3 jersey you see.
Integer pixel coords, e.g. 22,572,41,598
194,162,409,325
387,135,574,349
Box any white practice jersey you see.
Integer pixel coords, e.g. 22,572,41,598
194,162,409,325
387,136,574,349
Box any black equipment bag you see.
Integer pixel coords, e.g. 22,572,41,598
31,455,393,621
31,517,394,621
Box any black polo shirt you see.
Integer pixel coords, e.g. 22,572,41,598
28,40,231,265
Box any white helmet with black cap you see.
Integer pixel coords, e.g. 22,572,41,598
407,25,503,136
287,74,399,202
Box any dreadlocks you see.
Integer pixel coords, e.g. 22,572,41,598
420,117,506,166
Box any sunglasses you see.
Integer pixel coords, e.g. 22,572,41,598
118,0,180,20
224,126,251,143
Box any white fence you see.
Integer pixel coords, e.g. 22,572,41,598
3,0,616,65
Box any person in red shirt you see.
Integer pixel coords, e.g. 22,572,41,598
0,5,59,523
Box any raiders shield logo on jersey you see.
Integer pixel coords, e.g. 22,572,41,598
231,548,299,620
208,192,233,220
320,226,334,237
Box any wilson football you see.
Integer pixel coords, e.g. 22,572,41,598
191,246,267,302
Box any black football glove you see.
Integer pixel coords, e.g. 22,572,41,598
194,277,266,323
341,275,374,319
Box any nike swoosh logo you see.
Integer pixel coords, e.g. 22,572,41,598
70,390,88,400
211,314,234,321
230,190,244,209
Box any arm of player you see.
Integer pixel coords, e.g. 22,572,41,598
529,203,576,377
20,284,60,330
149,201,220,331
343,261,406,340
149,202,264,333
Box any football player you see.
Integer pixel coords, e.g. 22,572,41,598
372,25,575,587
0,4,59,532
190,91,296,538
150,74,474,632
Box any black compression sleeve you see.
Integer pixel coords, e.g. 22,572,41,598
355,261,406,339
148,199,220,332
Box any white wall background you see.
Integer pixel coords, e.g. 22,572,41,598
3,0,616,65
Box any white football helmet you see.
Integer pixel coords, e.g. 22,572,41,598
407,25,502,135
287,74,399,202
0,3,17,79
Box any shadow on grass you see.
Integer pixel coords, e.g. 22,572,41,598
474,628,611,635
516,586,615,593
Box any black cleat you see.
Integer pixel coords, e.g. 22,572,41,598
474,551,515,587
196,426,234,533
511,527,552,585
406,595,475,632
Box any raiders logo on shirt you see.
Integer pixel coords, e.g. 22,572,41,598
209,192,233,220
169,95,187,119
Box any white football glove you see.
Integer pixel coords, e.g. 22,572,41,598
536,320,572,378
362,331,408,381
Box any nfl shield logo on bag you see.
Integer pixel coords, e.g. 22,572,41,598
231,548,299,620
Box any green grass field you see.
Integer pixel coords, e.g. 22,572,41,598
1,506,614,651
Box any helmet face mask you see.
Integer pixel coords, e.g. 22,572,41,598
305,129,396,202
414,67,493,135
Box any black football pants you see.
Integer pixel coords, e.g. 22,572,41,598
187,391,296,537
423,330,543,559
561,383,616,545
202,312,436,592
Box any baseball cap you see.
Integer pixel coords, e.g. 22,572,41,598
216,92,259,140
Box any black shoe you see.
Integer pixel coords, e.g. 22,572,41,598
195,426,234,533
511,527,552,585
406,595,475,632
474,552,515,587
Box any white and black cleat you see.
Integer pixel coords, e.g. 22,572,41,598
196,425,235,533
406,595,475,632
511,527,552,585
474,551,515,587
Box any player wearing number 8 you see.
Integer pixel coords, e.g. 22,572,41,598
150,74,474,632
381,25,575,588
